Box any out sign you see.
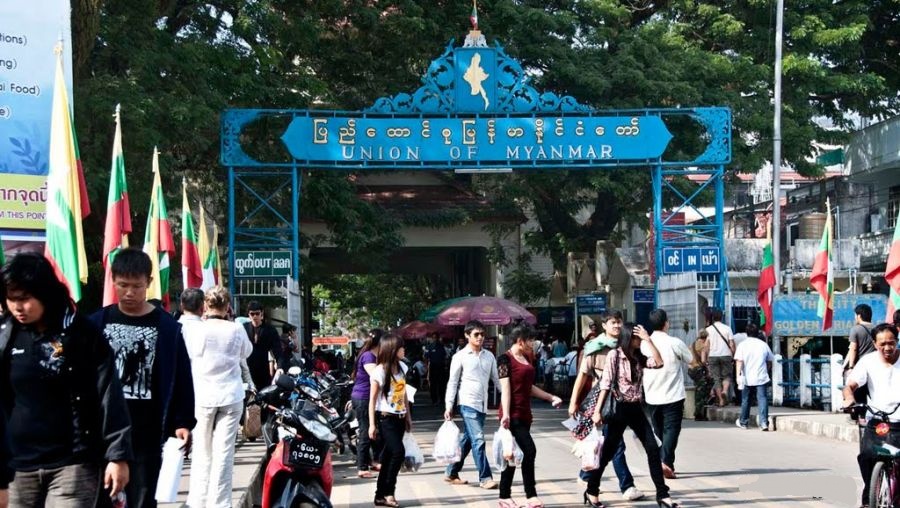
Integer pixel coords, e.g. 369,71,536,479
661,247,721,274
232,251,292,277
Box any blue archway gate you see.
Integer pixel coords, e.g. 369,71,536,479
221,31,733,311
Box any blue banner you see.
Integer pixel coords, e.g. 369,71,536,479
661,247,721,274
0,0,72,229
281,113,673,169
576,294,608,315
773,294,888,337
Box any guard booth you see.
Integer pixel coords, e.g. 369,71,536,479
220,27,734,339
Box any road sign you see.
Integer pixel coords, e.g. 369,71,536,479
576,294,608,314
661,247,721,274
233,250,292,277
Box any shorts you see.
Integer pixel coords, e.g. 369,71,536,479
708,356,733,389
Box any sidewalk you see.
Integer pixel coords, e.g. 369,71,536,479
705,404,859,443
157,438,268,508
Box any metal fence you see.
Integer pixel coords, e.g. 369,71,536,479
773,353,843,411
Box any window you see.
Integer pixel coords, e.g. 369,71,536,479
889,186,900,230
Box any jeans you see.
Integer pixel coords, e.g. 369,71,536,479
353,398,374,471
499,419,537,499
586,402,669,500
645,399,685,469
446,405,492,482
10,463,101,507
375,414,406,499
739,383,769,428
187,401,243,508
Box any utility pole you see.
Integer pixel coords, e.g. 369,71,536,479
772,0,784,287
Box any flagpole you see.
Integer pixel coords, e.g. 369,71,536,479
771,0,784,290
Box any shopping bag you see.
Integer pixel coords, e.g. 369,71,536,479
433,421,462,465
491,429,524,473
402,432,425,472
243,404,262,440
155,438,185,502
579,428,603,471
498,427,514,460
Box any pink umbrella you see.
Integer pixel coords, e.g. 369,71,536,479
396,320,456,340
434,296,537,326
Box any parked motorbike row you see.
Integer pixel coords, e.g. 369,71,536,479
251,366,359,508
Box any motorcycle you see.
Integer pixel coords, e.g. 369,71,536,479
254,375,337,508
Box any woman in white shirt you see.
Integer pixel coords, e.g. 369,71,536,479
185,286,253,508
368,334,411,508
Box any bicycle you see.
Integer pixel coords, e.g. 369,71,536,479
844,402,900,508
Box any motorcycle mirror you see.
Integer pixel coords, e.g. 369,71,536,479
288,366,302,376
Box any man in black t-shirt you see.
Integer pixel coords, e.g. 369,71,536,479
845,303,875,371
242,301,283,390
91,248,195,508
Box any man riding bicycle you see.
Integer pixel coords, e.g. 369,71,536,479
843,323,900,508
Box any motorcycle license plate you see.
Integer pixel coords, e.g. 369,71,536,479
287,437,328,469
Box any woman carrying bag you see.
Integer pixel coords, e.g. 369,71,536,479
497,324,563,508
368,334,411,508
585,323,679,508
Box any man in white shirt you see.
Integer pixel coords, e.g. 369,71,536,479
734,328,775,430
843,323,900,507
641,309,692,479
705,308,735,407
444,320,500,489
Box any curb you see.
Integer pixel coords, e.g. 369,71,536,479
705,406,859,443
238,443,269,508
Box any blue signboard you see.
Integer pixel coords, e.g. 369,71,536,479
281,113,672,169
576,294,608,315
633,288,656,304
661,247,721,274
773,294,888,337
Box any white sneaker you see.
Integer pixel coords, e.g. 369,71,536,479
622,486,645,501
735,418,748,429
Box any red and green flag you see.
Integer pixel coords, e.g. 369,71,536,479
45,43,91,301
212,223,222,285
181,180,203,289
197,204,216,290
810,198,834,331
102,105,132,306
757,224,776,335
885,204,900,323
470,0,478,29
143,148,175,310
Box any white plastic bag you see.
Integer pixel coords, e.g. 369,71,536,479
155,437,185,502
402,432,425,472
491,429,524,473
433,421,462,465
579,428,603,471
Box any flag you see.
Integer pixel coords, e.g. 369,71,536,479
197,204,216,290
44,43,91,301
757,224,776,335
470,0,478,29
810,198,834,331
212,223,222,285
181,179,203,289
102,105,132,306
143,148,175,310
885,204,900,323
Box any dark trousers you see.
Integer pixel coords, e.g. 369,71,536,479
10,463,101,507
586,402,669,500
499,419,537,499
353,398,374,471
429,371,447,405
645,399,685,469
375,414,406,499
127,437,163,508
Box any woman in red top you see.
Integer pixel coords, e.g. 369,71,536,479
498,324,563,508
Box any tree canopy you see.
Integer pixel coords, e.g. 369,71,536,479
70,0,899,313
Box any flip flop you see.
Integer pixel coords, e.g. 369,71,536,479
444,477,469,485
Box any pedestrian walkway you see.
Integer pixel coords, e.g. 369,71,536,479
330,402,859,507
705,405,858,443
158,438,267,508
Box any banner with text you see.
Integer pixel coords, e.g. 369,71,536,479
0,0,72,230
773,294,887,337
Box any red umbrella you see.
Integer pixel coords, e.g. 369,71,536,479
434,296,537,326
396,320,456,340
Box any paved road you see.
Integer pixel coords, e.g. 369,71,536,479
330,403,862,507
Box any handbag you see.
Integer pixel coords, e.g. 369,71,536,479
599,350,622,421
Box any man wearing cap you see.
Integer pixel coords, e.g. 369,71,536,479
567,310,643,501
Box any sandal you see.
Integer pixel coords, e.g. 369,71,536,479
374,497,400,507
498,499,522,508
444,476,469,485
358,470,376,478
525,497,544,508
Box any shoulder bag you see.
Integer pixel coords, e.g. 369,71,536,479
599,350,622,421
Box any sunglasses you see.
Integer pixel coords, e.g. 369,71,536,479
249,311,262,316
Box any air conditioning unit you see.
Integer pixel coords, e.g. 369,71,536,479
870,213,884,233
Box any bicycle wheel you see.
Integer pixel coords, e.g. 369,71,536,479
869,461,892,508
